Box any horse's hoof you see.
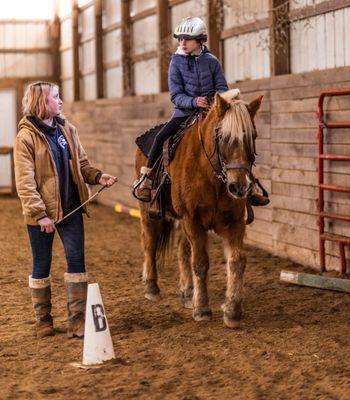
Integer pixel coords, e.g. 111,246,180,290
193,309,212,322
144,280,160,302
145,292,161,302
223,314,241,329
182,299,193,309
180,291,193,309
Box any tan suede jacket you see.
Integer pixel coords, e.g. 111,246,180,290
14,116,101,225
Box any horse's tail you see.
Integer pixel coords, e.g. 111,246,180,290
157,218,175,267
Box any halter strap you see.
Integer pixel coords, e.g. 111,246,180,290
223,163,250,172
197,112,227,182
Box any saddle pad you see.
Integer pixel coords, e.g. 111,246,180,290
135,123,166,158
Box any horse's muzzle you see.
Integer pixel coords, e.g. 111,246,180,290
227,181,251,199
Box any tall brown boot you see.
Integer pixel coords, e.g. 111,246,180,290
64,272,88,338
29,276,55,338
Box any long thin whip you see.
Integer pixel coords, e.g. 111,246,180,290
56,185,108,224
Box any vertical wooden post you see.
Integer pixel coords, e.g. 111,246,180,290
157,0,170,92
207,0,222,60
121,0,133,96
270,0,290,76
51,0,61,86
94,0,104,98
72,0,80,100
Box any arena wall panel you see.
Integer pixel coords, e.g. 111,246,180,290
290,7,350,73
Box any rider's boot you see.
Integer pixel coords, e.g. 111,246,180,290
134,166,153,202
249,175,270,206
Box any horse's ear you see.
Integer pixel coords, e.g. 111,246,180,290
248,95,263,119
215,93,230,118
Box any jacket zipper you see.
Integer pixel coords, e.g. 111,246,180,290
195,57,202,96
59,128,88,216
38,132,62,222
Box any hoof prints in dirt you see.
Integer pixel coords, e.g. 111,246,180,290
111,311,186,334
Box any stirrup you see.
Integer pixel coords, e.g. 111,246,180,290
249,178,269,207
132,174,151,202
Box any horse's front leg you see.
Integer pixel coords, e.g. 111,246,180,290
183,218,211,321
140,213,162,301
220,223,246,328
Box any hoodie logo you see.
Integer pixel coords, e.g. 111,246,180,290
58,135,67,149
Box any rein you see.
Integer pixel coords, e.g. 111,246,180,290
197,113,226,182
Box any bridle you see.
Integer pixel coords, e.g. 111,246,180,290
197,112,254,184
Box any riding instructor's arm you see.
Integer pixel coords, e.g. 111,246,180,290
14,133,48,222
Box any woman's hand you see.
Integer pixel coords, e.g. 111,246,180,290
196,96,209,109
38,217,56,233
98,173,117,187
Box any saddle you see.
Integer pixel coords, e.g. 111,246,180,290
135,113,198,219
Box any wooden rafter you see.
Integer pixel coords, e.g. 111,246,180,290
51,0,61,86
289,0,350,21
270,0,290,76
95,0,104,98
72,0,80,101
220,18,270,40
121,0,133,96
208,0,222,59
157,0,170,92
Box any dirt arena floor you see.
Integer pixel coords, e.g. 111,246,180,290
1,196,350,400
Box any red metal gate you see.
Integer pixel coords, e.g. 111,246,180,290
317,90,350,274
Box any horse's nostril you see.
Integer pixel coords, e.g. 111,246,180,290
228,182,247,198
228,183,238,195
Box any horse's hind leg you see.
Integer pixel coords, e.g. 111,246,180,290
177,224,193,309
140,213,162,301
219,222,246,329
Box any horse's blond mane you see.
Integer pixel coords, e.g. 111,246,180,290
217,89,255,154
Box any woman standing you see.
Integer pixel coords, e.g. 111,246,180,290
14,81,117,338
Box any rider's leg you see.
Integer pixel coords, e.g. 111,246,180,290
135,116,187,202
249,172,270,206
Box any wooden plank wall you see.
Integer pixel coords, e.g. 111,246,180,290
64,65,350,272
290,7,350,73
0,21,52,78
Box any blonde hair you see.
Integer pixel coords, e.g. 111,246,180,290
22,81,58,119
218,88,255,153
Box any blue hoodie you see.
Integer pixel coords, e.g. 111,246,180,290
28,116,81,216
168,45,229,117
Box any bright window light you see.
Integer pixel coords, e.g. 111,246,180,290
78,0,92,6
0,0,54,20
59,0,72,18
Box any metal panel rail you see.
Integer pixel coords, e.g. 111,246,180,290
318,90,350,274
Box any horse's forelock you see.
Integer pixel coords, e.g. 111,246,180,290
218,99,255,148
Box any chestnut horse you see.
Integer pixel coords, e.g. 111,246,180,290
135,89,263,328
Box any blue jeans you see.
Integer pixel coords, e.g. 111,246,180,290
27,211,85,279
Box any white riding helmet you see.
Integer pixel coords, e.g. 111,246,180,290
173,16,207,42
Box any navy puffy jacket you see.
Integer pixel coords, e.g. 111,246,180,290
168,46,229,117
